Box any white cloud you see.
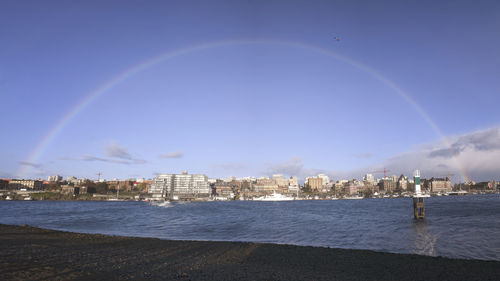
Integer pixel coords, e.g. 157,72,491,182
159,151,184,159
428,128,500,159
61,155,147,165
263,128,500,182
105,142,132,160
17,161,42,168
382,127,500,181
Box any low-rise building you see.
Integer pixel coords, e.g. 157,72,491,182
344,182,358,195
61,185,80,195
106,180,135,192
0,179,8,190
272,174,290,187
253,178,279,193
214,182,235,198
379,178,396,192
8,179,43,190
397,175,408,191
428,177,452,193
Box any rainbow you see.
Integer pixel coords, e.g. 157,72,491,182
19,39,469,182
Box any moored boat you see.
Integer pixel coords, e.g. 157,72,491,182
253,192,295,201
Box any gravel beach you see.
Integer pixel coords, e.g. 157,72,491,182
0,224,498,280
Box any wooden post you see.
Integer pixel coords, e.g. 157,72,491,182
413,197,425,219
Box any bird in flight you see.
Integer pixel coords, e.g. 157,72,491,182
333,36,340,42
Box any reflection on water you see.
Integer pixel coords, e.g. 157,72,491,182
411,221,437,256
149,201,173,208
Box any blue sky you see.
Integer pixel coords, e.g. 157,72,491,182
1,0,499,182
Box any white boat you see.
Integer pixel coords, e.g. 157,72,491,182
23,196,32,201
107,198,125,201
5,196,12,200
253,192,295,201
345,196,363,200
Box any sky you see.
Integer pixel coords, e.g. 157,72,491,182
1,0,499,182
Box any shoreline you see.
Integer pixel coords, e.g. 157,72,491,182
2,190,497,202
1,224,499,280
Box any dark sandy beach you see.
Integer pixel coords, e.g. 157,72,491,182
0,224,498,280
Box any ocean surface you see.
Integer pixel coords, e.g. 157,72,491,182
1,194,499,261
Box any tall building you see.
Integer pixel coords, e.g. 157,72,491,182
397,175,408,191
379,178,396,192
308,177,323,191
363,173,375,184
317,174,330,186
149,171,210,199
48,175,62,182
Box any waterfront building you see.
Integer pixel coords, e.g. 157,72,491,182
317,174,330,187
288,176,299,193
272,174,290,187
308,177,323,191
214,182,235,198
288,184,299,193
0,179,8,190
8,179,43,190
428,177,452,193
149,171,210,199
61,185,79,195
106,180,134,192
345,181,361,195
397,175,408,191
254,178,279,193
378,178,396,192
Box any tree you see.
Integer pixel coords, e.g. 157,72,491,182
362,189,373,199
302,184,312,193
137,182,147,192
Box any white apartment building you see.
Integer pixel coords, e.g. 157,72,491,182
149,171,210,199
48,175,63,182
363,173,375,183
317,174,330,186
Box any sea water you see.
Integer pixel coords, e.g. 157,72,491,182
1,194,499,261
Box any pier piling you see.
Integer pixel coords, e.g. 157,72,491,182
413,197,425,219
